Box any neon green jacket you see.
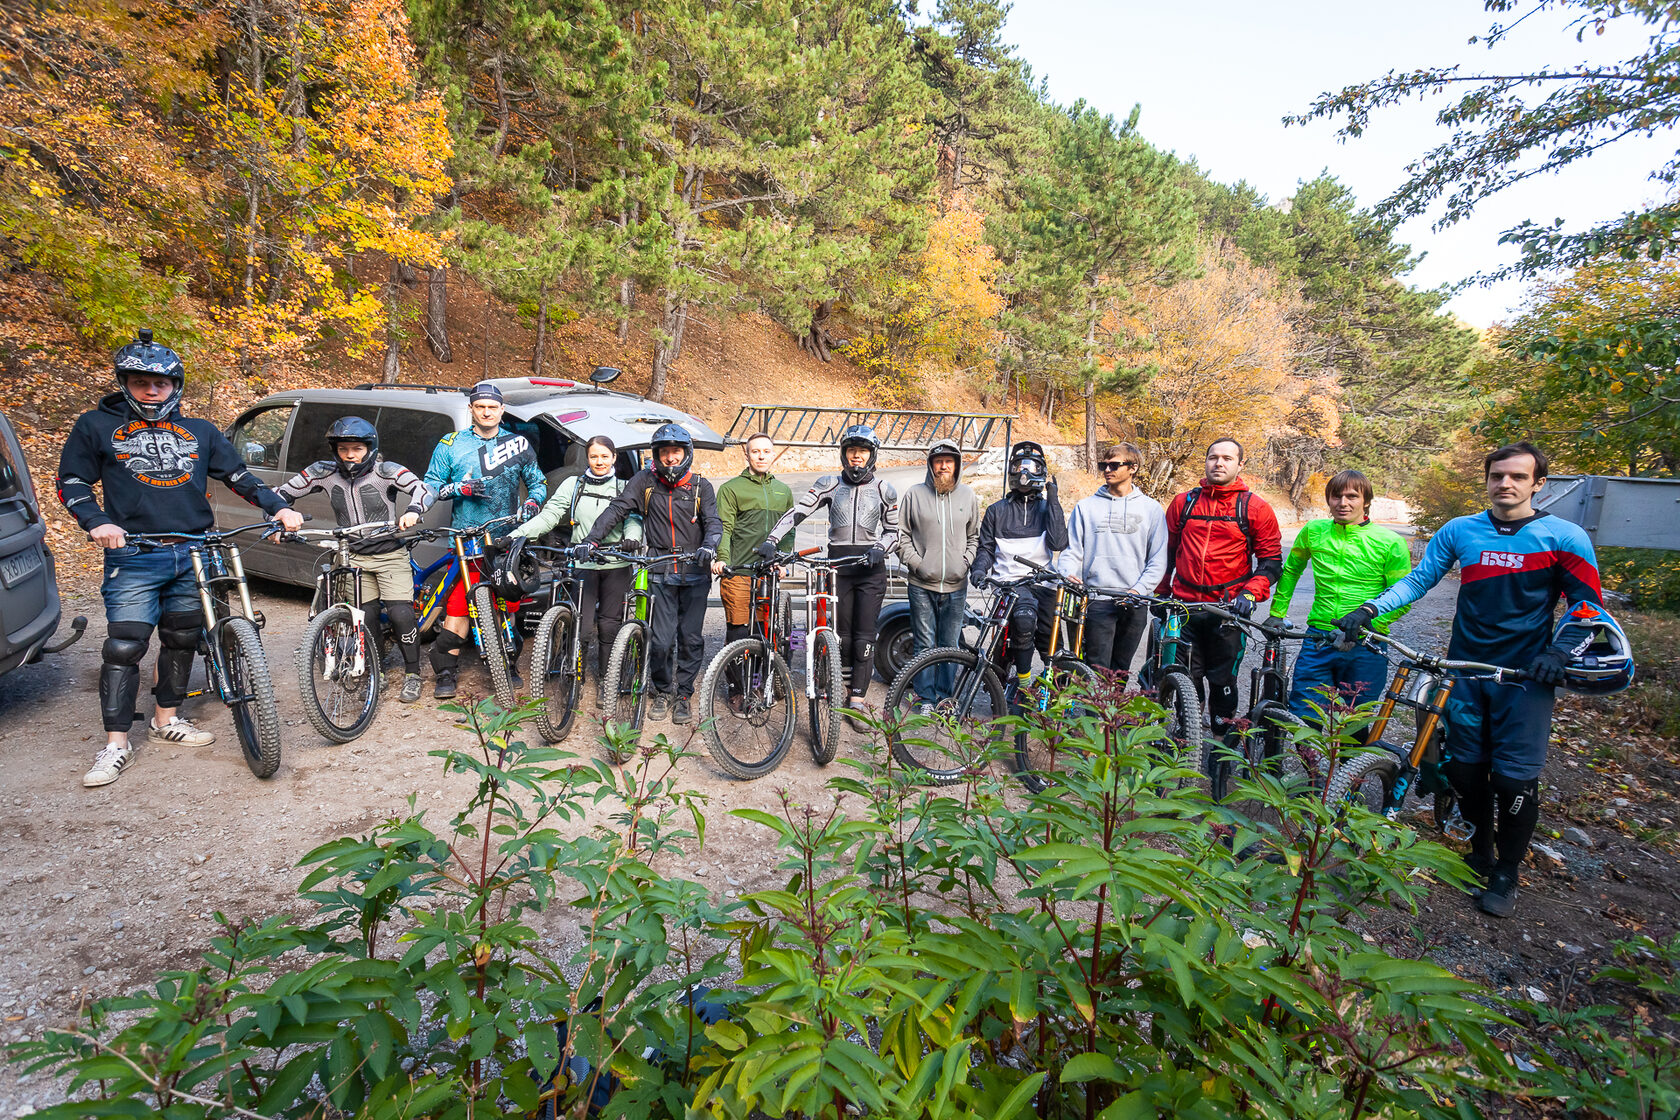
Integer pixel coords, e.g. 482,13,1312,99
1269,518,1413,633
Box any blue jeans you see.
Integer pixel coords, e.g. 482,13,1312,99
1287,627,1390,723
908,585,965,701
101,542,199,626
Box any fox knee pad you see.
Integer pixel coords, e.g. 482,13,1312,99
100,622,152,732
430,628,465,672
154,611,201,707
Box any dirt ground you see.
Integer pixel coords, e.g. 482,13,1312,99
0,518,1676,1114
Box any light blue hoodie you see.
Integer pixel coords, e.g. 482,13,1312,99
1057,486,1169,595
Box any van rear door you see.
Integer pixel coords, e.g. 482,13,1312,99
0,414,59,671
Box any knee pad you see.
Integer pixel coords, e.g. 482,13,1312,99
157,611,202,651
1441,758,1490,799
430,628,465,671
854,638,875,666
102,621,153,667
1490,772,1539,816
384,600,419,644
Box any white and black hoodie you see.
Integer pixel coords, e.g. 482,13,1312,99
971,482,1068,583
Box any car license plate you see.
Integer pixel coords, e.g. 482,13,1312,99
0,546,42,588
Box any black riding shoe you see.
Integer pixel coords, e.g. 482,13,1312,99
1479,869,1519,918
433,669,458,700
1463,851,1495,899
672,695,693,725
648,692,670,721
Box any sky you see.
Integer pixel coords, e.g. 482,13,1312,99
999,0,1673,328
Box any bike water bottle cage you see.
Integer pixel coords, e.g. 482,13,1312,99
1556,600,1635,694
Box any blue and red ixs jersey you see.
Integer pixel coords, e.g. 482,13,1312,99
1370,511,1603,665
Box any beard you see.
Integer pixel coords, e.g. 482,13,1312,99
932,473,957,495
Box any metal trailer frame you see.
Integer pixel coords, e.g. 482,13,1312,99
1535,474,1680,551
725,404,1013,455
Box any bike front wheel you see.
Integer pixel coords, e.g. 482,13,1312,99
806,627,844,765
1013,657,1101,793
296,606,380,744
885,647,1006,784
1156,669,1204,772
1324,747,1403,815
530,604,581,742
601,620,650,759
699,638,796,779
470,583,518,710
221,618,282,778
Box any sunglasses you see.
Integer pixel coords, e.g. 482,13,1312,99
1098,460,1137,471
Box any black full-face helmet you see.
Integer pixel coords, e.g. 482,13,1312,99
651,422,694,485
326,415,380,480
839,424,880,485
113,328,185,422
1008,440,1049,496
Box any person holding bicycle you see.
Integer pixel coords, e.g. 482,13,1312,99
422,382,547,700
713,432,794,662
759,424,899,722
576,423,720,725
1157,436,1282,735
896,439,980,707
1333,441,1607,918
506,434,642,706
1057,440,1166,680
56,329,305,788
969,441,1067,697
1268,468,1411,724
276,416,435,704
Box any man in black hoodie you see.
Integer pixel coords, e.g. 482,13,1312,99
56,330,303,788
577,423,721,725
970,442,1067,694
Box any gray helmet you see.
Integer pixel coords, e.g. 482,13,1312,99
839,424,880,484
112,328,185,422
651,422,694,485
325,415,379,480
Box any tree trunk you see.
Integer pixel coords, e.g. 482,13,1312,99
381,260,402,383
617,277,633,342
1083,299,1099,470
426,266,451,361
649,293,688,402
397,261,417,286
532,282,548,374
798,299,836,361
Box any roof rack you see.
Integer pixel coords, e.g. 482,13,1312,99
350,383,464,394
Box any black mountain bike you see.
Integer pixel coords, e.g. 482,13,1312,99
696,552,805,779
125,521,289,777
526,545,587,743
597,549,697,760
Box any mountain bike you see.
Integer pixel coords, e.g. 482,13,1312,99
1323,629,1526,837
1005,561,1105,793
695,551,809,779
1133,595,1207,768
596,548,697,761
791,551,865,765
290,520,421,744
884,562,1093,785
411,516,521,709
526,544,586,743
125,521,290,778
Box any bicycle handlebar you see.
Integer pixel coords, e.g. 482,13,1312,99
125,518,307,547
1356,628,1526,682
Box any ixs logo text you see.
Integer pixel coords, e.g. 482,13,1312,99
480,434,533,476
1478,550,1527,570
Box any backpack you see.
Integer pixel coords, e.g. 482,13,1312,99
1171,486,1256,596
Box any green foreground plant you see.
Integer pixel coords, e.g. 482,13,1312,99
12,688,1559,1119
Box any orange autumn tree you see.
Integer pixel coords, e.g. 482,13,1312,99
847,193,1004,404
199,0,452,376
1116,246,1310,496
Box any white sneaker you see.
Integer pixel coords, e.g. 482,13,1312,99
83,741,136,788
147,716,216,747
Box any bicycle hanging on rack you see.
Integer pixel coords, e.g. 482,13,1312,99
124,521,291,778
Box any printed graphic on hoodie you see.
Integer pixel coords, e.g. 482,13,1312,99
112,420,199,487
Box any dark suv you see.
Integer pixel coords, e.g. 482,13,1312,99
0,411,84,677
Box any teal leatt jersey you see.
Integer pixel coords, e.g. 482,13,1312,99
423,427,548,530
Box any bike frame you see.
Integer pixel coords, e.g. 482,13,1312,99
798,555,852,700
410,518,520,658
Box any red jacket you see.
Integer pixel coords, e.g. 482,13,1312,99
1157,478,1283,603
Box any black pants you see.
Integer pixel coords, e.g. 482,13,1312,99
1005,586,1057,675
649,578,708,698
1083,599,1149,681
836,559,887,695
1184,611,1246,732
578,565,631,676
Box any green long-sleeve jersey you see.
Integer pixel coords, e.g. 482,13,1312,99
716,468,794,567
1269,518,1413,633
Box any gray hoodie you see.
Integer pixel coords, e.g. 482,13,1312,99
1056,485,1169,594
897,441,981,594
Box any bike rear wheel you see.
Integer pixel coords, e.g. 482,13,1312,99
296,606,380,743
470,583,518,710
221,618,282,778
1156,670,1203,771
885,647,1005,783
1324,747,1403,815
1013,657,1100,793
807,628,843,764
602,620,650,759
531,604,581,742
699,638,796,779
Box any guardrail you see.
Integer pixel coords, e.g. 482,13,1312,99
725,405,1012,454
